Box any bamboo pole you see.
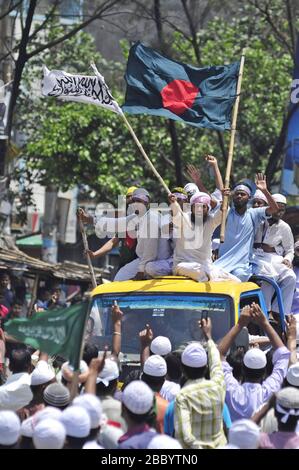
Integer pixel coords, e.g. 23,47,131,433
78,218,97,289
28,274,39,317
220,50,246,243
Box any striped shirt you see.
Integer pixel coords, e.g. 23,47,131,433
174,339,226,449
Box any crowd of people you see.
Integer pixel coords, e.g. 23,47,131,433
0,155,298,449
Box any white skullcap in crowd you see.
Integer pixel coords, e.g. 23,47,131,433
229,419,260,449
0,411,21,446
35,406,62,424
96,358,119,387
150,336,172,356
184,183,199,198
212,238,220,251
99,424,124,449
60,406,91,438
143,355,167,377
20,416,35,438
252,189,268,204
243,348,267,369
82,440,104,449
286,363,299,387
61,360,89,381
33,419,66,449
73,394,102,429
181,343,208,368
122,380,154,415
31,360,55,386
276,387,299,423
272,193,287,205
147,435,182,449
233,184,251,196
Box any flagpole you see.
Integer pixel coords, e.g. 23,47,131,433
78,218,97,289
120,112,171,195
220,49,246,243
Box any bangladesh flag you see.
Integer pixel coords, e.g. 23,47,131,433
5,301,90,371
123,42,240,131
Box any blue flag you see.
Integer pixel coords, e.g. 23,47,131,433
123,42,240,131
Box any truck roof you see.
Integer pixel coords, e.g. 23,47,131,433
92,276,259,298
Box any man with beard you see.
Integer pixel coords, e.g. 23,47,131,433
214,174,278,282
251,193,295,316
171,190,237,282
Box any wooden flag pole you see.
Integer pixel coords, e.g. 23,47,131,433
220,49,246,243
78,218,97,289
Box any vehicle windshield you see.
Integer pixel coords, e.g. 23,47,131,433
88,293,234,355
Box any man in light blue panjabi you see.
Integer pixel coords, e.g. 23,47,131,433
214,174,279,282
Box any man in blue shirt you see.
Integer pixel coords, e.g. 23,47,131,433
214,174,278,281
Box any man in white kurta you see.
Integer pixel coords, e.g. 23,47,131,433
252,193,296,315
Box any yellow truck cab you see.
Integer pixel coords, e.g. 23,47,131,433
88,276,269,364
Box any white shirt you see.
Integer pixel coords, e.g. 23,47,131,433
173,207,222,268
0,372,33,411
254,219,294,263
135,210,160,273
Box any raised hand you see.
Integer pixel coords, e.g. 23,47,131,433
205,155,218,166
186,164,202,185
77,207,93,224
200,317,212,340
250,302,268,326
285,314,296,340
139,324,154,347
238,305,252,327
112,301,123,323
255,173,268,192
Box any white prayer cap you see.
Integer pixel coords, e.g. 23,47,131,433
147,435,182,449
61,360,89,381
184,183,199,198
61,406,91,438
286,363,299,387
33,419,66,449
20,416,35,438
0,411,21,446
73,394,102,429
272,193,287,205
99,424,124,449
35,406,62,424
122,380,154,415
83,440,104,449
143,355,167,377
229,419,260,449
31,360,55,386
253,189,268,204
243,348,266,369
150,336,172,356
96,358,119,387
276,386,299,409
181,343,207,368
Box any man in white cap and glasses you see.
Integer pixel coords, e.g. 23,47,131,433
218,303,290,422
118,380,158,449
252,193,296,318
259,387,299,448
214,174,279,281
174,317,227,449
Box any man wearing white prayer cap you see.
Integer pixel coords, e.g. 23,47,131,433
98,424,124,449
61,360,89,385
0,349,33,411
219,303,290,422
35,406,62,423
19,416,35,449
26,359,56,416
61,405,91,449
286,363,299,387
33,418,66,449
228,419,260,449
214,174,279,282
259,387,299,449
0,410,21,448
150,336,172,356
175,318,227,449
73,393,102,444
147,434,182,449
141,355,168,434
252,189,295,317
119,380,158,449
184,182,199,200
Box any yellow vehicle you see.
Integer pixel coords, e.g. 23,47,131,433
88,276,269,363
